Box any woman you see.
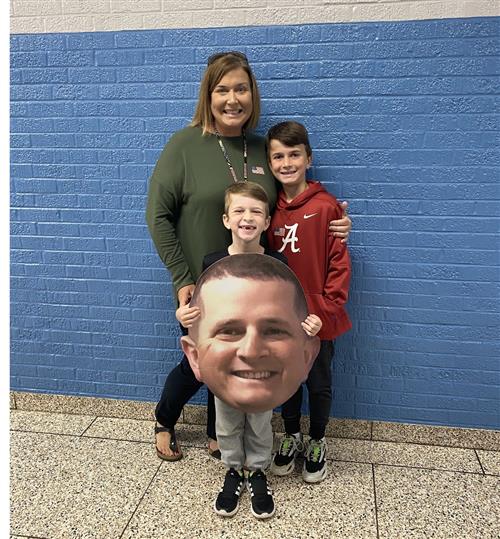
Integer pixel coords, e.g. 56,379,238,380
146,52,351,461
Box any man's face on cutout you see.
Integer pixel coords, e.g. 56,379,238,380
181,275,319,413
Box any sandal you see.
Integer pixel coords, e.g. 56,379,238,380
208,438,221,460
155,423,183,462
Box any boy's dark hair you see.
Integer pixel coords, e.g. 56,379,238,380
224,181,270,217
265,121,312,157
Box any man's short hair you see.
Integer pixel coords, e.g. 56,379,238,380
224,181,270,217
265,120,312,157
191,254,308,325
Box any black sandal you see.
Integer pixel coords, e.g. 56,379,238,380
155,423,183,461
208,438,221,460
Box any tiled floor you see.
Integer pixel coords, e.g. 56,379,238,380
10,409,500,539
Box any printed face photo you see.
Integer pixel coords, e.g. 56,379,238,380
181,260,319,413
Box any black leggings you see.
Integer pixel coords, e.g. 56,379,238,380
281,340,334,440
155,354,216,440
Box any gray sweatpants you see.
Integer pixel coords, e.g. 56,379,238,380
214,396,273,471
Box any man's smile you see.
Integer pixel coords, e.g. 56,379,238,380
232,370,276,380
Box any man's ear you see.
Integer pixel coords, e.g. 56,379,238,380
303,335,320,375
181,335,202,382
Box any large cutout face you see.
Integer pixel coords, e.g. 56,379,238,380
181,256,319,413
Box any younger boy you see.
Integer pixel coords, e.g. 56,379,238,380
177,182,321,519
266,121,352,484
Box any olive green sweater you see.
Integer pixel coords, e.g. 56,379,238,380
146,126,277,293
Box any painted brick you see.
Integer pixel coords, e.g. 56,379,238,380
11,52,48,68
68,67,117,84
10,18,500,430
98,118,145,133
95,50,144,66
116,66,166,83
47,50,94,67
144,48,196,65
12,33,67,51
67,32,116,50
115,31,163,48
11,69,23,84
22,68,69,84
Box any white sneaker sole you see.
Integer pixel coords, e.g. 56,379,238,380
250,505,276,519
247,481,276,519
270,458,295,476
302,463,328,483
213,498,240,517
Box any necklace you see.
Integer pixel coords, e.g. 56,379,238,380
214,129,248,183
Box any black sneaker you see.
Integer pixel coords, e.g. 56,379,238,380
247,470,275,519
302,438,328,483
214,468,245,517
270,433,303,476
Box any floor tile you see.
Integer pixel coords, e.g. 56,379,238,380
121,449,377,539
10,409,96,436
10,431,160,539
375,464,500,539
326,437,481,473
326,417,372,439
272,415,372,440
477,450,500,476
82,417,156,443
83,417,206,447
183,403,207,425
13,391,155,421
372,421,500,451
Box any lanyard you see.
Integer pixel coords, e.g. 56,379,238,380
214,129,248,183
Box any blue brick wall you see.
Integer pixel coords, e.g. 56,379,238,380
10,18,500,429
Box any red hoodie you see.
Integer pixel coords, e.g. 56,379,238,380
267,180,351,340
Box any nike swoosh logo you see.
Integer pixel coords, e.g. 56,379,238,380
304,213,318,219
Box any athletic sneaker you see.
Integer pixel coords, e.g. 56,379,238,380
247,470,275,519
214,468,245,517
270,433,303,476
302,437,328,483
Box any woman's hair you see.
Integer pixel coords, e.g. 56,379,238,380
224,181,270,217
191,52,261,135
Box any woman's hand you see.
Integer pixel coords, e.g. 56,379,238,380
176,305,201,328
302,314,323,337
177,284,196,307
329,201,352,243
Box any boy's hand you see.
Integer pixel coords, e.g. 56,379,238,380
177,284,195,307
176,305,201,328
329,201,351,243
302,314,322,337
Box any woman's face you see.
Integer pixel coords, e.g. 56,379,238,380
210,67,253,136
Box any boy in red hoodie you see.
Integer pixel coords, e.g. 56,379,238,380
266,121,351,483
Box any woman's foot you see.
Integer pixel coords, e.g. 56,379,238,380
155,423,182,461
208,438,221,460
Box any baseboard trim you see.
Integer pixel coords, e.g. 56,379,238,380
10,391,499,451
